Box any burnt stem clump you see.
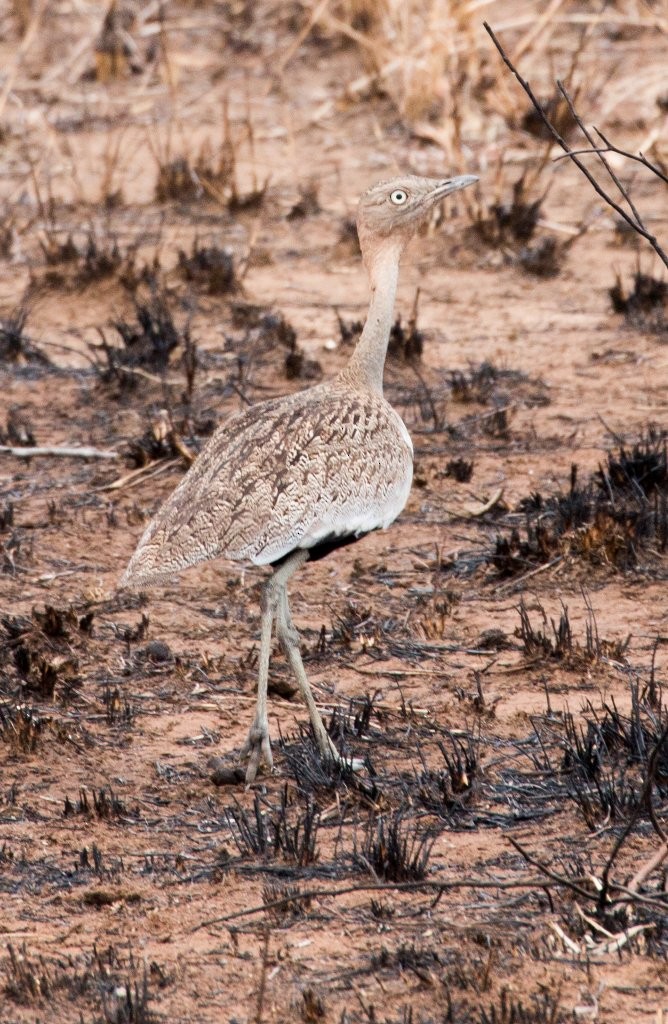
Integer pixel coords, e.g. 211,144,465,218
493,438,668,578
92,288,195,394
224,786,320,867
355,809,435,882
0,306,50,365
610,271,667,336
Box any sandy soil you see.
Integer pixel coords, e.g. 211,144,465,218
1,2,668,1022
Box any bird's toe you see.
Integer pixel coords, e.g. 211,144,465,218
241,719,274,784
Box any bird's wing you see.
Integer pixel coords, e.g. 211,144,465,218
121,384,413,587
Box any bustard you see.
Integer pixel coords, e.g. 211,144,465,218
121,173,478,782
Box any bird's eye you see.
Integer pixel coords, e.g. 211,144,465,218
390,189,408,205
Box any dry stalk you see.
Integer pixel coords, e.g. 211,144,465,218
484,22,668,270
192,873,584,932
0,0,47,120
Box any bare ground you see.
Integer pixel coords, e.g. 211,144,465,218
1,3,668,1022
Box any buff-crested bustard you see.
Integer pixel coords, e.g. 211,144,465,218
121,173,478,782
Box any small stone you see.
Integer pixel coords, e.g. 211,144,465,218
142,640,171,662
209,759,245,786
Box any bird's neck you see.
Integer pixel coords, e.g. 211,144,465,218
339,245,401,395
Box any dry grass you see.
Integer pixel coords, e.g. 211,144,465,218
1,3,668,1023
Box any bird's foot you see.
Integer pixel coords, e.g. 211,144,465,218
240,717,273,784
332,751,366,773
317,731,365,774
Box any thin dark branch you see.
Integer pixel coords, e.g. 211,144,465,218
553,145,668,186
191,874,569,932
556,80,646,229
505,836,599,903
598,721,668,910
483,21,668,270
594,128,668,186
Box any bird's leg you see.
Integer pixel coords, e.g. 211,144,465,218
277,591,365,772
268,557,354,765
240,578,276,783
240,550,308,782
275,581,343,767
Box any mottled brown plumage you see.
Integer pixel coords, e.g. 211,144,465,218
121,172,478,781
122,383,412,577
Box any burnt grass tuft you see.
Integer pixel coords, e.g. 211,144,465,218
610,270,667,335
1,941,162,1022
492,431,668,578
355,809,435,882
1,604,95,700
0,305,50,365
468,173,572,277
36,227,139,290
413,735,480,819
514,597,629,668
560,679,668,831
224,786,320,867
178,240,239,295
337,300,423,363
92,287,195,393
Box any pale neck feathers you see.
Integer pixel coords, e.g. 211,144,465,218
337,241,403,396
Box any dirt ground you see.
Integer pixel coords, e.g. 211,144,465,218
1,2,668,1022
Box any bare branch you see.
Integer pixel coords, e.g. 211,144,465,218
553,145,668,186
483,21,668,270
594,127,668,186
192,874,568,932
0,445,119,459
555,79,646,230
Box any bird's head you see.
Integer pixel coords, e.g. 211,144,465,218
356,173,478,270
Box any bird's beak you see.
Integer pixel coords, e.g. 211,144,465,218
430,175,479,201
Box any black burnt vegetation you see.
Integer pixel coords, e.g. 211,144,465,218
1,603,94,702
123,408,200,469
0,304,50,366
228,301,322,384
467,172,579,278
491,427,668,580
562,679,668,832
408,357,549,438
153,104,268,213
35,221,141,291
337,292,424,364
286,180,321,221
610,268,667,337
514,596,630,669
354,809,435,882
92,286,194,392
178,239,239,295
1,940,164,1023
224,787,321,869
411,734,480,821
339,301,550,439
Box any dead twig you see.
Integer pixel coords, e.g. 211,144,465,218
97,457,180,492
483,22,668,270
553,143,668,186
494,556,564,596
463,487,505,518
192,874,581,932
626,842,668,895
0,445,118,459
506,835,601,903
598,721,668,910
254,926,270,1024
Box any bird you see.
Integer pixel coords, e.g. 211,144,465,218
120,172,478,782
